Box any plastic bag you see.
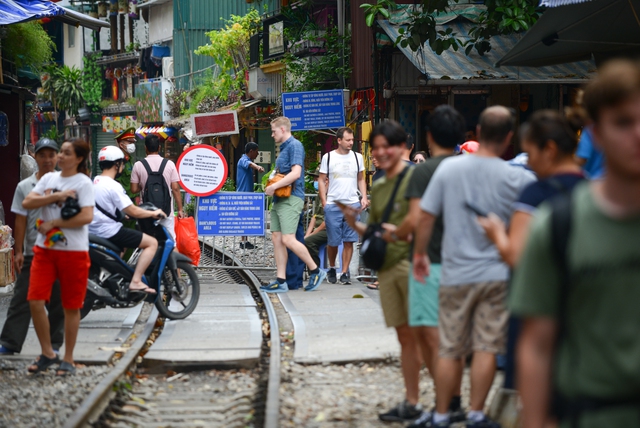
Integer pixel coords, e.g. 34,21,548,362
174,217,200,266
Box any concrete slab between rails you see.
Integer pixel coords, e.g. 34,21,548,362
143,281,263,369
277,284,399,364
0,299,144,365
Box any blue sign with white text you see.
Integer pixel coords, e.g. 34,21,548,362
197,192,265,236
282,89,345,131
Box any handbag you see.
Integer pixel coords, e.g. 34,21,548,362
60,197,81,220
267,170,292,198
360,168,408,270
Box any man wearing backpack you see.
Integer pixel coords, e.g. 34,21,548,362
511,60,640,428
318,127,368,284
130,135,184,239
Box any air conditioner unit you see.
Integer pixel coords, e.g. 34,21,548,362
162,57,174,79
249,68,274,100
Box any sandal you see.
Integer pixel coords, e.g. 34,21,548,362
366,281,379,290
28,353,60,373
56,361,76,377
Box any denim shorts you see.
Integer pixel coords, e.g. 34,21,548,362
324,202,360,247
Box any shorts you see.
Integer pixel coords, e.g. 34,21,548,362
324,202,360,247
377,259,410,328
271,196,304,235
438,281,509,359
28,246,91,310
160,215,176,240
107,227,144,250
408,263,440,327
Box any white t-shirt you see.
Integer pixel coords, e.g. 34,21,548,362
319,151,364,205
32,171,95,252
89,175,134,238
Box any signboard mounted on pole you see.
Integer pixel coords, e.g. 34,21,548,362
196,193,265,236
176,145,228,197
282,89,345,131
191,111,239,138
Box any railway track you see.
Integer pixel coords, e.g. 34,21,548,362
63,245,280,428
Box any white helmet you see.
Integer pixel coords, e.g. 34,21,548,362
98,145,125,162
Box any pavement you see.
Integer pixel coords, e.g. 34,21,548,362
143,280,263,370
0,289,143,364
278,281,399,364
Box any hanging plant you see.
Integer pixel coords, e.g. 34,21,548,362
82,53,105,113
2,22,55,71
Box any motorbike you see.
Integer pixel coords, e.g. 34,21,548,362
82,203,200,320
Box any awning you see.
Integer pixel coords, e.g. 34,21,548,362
135,126,176,139
137,0,172,9
379,19,596,83
497,0,640,67
0,0,109,31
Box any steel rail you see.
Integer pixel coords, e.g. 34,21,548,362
64,307,159,428
211,244,281,428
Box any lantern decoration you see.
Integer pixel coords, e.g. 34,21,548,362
109,0,118,15
129,0,139,19
0,111,8,147
105,68,114,80
112,79,119,101
118,0,128,14
113,68,123,81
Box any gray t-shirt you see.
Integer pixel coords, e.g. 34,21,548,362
10,173,41,256
420,155,536,286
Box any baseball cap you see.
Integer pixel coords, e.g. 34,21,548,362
34,138,59,154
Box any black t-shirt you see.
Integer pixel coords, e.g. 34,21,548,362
404,155,451,264
515,173,585,213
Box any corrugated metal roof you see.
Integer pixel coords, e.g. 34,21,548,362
378,19,596,83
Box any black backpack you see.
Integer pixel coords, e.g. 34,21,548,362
141,158,172,215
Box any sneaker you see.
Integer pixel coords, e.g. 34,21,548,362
408,412,450,428
450,408,466,423
378,400,423,423
339,272,351,284
239,241,255,249
327,268,337,284
261,280,289,294
0,345,16,355
466,416,501,428
305,269,327,291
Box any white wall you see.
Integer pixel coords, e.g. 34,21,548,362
148,1,173,46
62,24,84,69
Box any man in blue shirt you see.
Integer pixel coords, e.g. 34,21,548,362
575,125,605,178
237,142,263,193
262,117,327,293
237,142,264,249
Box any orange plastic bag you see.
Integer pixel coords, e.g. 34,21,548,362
174,217,201,266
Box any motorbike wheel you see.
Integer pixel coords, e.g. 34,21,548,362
155,261,200,320
80,290,96,320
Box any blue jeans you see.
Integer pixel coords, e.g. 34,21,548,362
285,213,306,290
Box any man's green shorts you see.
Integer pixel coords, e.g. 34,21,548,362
408,262,441,327
271,196,304,235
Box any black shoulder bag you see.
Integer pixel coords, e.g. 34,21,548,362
360,168,407,270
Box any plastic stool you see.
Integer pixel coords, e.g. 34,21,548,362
318,243,344,271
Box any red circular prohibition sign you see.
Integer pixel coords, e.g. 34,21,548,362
176,145,229,197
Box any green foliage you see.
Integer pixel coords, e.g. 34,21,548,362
82,53,104,113
2,22,55,71
282,25,352,92
193,10,261,107
42,126,62,143
222,178,236,191
363,0,541,57
166,88,190,118
41,64,85,117
183,198,195,217
53,66,85,117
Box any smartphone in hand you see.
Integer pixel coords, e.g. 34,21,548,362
465,201,488,217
